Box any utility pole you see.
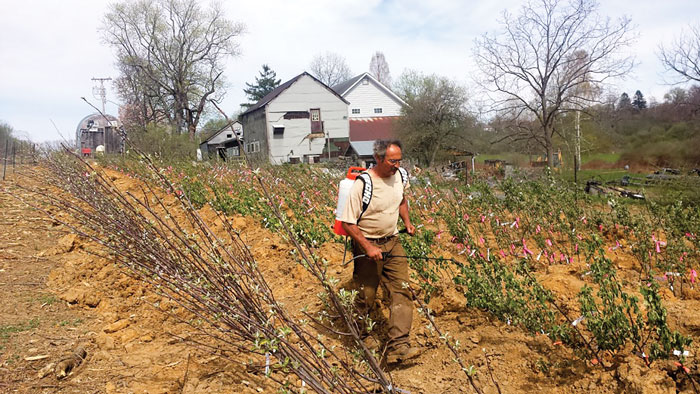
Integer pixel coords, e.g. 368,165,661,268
91,77,112,114
575,110,581,172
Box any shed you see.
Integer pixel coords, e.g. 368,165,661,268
75,113,123,155
346,140,377,167
199,121,243,161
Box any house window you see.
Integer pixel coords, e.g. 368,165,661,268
311,109,320,121
351,108,360,114
362,79,369,85
245,141,260,153
226,133,233,138
374,108,383,114
273,125,285,138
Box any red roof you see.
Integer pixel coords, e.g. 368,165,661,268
349,117,397,141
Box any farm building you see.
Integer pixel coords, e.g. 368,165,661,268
332,72,406,147
199,121,243,161
332,72,405,119
239,72,349,164
75,113,123,155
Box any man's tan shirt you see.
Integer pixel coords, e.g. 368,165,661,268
340,170,409,238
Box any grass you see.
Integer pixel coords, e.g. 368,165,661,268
476,153,531,166
557,169,631,183
37,294,58,306
0,318,40,340
581,152,621,165
58,318,83,327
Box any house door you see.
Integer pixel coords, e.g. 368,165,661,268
310,108,322,133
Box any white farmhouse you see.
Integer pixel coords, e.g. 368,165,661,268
332,73,406,155
332,72,406,119
240,72,349,164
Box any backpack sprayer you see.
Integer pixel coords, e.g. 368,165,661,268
333,167,366,236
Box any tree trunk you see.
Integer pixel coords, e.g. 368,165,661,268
544,126,554,167
188,123,197,141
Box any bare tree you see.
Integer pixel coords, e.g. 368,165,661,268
102,0,245,138
395,71,474,167
659,23,700,84
309,52,352,87
474,0,635,166
369,51,392,87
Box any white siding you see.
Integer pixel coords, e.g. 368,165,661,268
345,76,403,118
265,74,349,164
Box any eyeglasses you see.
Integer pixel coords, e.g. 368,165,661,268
386,158,402,165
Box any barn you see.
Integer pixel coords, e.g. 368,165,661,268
75,113,124,155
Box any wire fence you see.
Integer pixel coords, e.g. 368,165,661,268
1,138,37,181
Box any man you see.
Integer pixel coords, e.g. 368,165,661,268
340,140,419,364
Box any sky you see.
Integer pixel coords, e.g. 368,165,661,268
1,0,699,143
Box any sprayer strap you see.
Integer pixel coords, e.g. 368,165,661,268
398,167,408,188
357,172,372,222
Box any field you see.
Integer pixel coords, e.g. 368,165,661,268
1,153,699,393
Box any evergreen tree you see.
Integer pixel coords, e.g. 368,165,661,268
242,65,281,108
618,92,632,111
632,90,647,110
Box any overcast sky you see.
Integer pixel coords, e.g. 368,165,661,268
1,0,699,142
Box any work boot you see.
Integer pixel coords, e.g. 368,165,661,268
386,344,420,364
361,335,380,353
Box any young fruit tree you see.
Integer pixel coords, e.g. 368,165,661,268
474,0,635,167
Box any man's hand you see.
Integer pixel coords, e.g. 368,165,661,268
365,244,384,261
405,223,416,236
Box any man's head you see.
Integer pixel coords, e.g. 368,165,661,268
373,140,403,178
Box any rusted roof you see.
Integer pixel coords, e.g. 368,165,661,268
349,117,397,141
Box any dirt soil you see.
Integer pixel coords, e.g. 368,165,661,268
0,166,698,393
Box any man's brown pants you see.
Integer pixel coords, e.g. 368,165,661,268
352,236,413,349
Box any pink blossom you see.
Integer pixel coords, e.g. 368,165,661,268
691,270,697,284
546,239,552,247
536,225,541,234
